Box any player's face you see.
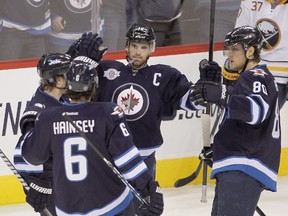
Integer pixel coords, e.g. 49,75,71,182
127,41,151,69
224,44,247,73
55,76,67,93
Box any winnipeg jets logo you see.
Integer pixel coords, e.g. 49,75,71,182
251,69,267,77
64,0,91,13
256,19,280,51
104,68,120,80
112,83,149,121
121,86,141,113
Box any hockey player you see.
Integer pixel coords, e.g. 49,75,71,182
192,26,281,216
92,23,217,180
235,0,288,108
21,56,164,216
14,53,71,215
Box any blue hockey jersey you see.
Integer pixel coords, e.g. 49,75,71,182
14,87,64,179
211,65,281,191
21,102,152,215
94,60,193,157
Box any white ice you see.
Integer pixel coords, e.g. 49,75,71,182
0,176,287,216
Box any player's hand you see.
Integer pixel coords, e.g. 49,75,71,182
192,81,233,108
77,32,108,62
19,106,42,134
199,145,213,167
199,59,222,83
26,176,52,213
139,181,164,215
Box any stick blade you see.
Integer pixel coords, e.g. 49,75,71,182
174,160,203,187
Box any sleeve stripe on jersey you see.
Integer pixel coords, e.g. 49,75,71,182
122,161,148,181
114,146,140,168
246,94,269,125
180,89,205,111
14,163,44,173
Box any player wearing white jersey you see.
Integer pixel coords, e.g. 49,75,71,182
235,0,288,108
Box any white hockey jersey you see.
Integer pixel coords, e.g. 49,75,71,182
235,0,288,83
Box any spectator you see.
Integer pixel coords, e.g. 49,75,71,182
46,0,100,54
0,0,50,61
235,0,288,108
101,0,127,51
126,0,184,46
14,53,71,215
193,26,281,216
194,0,241,42
21,56,164,216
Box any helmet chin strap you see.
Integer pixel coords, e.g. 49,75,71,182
240,59,249,74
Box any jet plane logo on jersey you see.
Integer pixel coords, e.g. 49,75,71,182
104,68,121,80
252,69,267,77
256,19,281,51
64,0,91,13
27,0,46,7
112,83,149,121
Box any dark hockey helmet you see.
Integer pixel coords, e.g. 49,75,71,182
126,23,156,52
67,56,99,92
224,26,263,55
37,53,71,85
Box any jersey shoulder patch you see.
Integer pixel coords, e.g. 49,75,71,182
111,105,124,119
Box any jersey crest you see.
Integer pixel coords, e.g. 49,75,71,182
256,18,281,51
112,83,149,121
64,0,91,13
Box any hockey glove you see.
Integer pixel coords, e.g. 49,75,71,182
66,37,82,58
77,32,108,62
19,108,41,134
139,181,164,215
199,59,222,83
26,176,52,213
193,81,233,108
199,145,213,167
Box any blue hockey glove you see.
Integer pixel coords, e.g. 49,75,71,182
199,59,222,83
26,176,52,213
139,181,164,215
77,32,108,62
192,81,233,108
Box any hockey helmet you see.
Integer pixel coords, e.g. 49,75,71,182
126,23,156,52
37,53,71,85
224,26,263,54
67,56,99,92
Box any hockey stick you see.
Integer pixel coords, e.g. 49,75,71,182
174,107,222,188
174,160,203,187
256,206,266,216
0,148,53,216
62,112,149,206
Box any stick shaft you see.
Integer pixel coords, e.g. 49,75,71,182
0,148,53,216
